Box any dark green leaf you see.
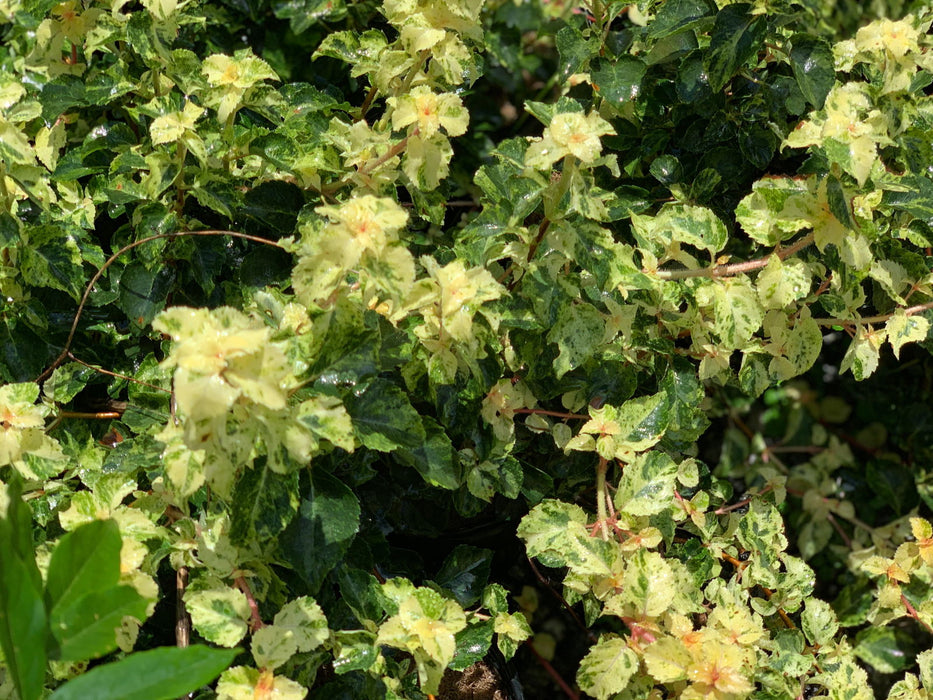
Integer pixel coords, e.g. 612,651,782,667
0,318,50,382
118,263,177,328
230,462,299,546
449,620,494,671
647,0,717,39
826,174,857,231
705,4,767,92
345,379,426,451
239,180,304,237
789,34,835,109
556,26,598,78
435,545,493,607
395,417,461,489
865,459,917,515
48,645,236,700
41,75,87,122
45,519,121,613
238,246,294,289
650,154,683,184
272,0,347,33
334,567,387,624
591,56,647,106
884,175,933,225
279,471,360,593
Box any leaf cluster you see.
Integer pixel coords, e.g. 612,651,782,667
3,0,933,698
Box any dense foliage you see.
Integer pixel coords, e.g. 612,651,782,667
3,0,933,697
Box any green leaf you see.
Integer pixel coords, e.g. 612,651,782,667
0,479,46,700
279,470,360,593
884,175,933,226
0,119,35,165
789,34,835,109
49,585,149,662
335,567,387,625
632,202,727,257
449,620,493,671
608,549,677,619
517,500,613,575
185,586,250,647
886,311,929,359
576,636,639,700
43,362,94,404
229,461,299,545
866,459,918,516
800,598,839,647
396,417,460,489
556,25,598,78
272,0,347,34
49,645,236,700
332,630,379,674
713,277,764,349
839,328,882,380
45,519,121,613
548,302,604,379
117,263,177,328
705,4,767,92
591,57,647,106
854,626,916,674
345,379,426,451
919,648,933,689
435,545,493,607
20,225,85,301
826,174,857,231
647,0,717,39
614,451,678,516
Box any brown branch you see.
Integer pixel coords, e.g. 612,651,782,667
825,512,852,548
650,232,815,280
37,230,284,383
523,639,580,700
359,85,377,119
715,485,773,515
234,576,265,632
176,566,191,648
526,556,597,643
67,352,172,393
814,300,933,328
902,593,933,633
56,411,122,420
512,408,589,420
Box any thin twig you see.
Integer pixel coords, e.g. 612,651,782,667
825,512,852,548
813,300,933,328
902,593,933,633
523,639,580,700
67,352,172,393
650,232,815,280
513,408,589,420
37,230,283,383
714,485,774,515
234,576,264,632
55,411,122,419
177,566,192,700
526,557,597,643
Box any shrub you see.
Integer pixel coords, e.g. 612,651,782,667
2,0,933,698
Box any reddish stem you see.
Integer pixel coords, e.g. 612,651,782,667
234,576,264,631
513,408,589,420
523,639,580,700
